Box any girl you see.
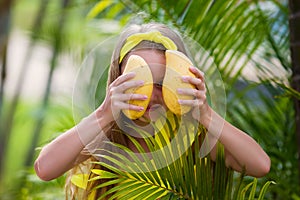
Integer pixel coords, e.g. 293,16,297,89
34,22,270,199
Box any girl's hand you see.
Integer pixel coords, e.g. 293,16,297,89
178,66,209,123
96,72,147,122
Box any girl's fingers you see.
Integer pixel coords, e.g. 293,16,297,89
181,67,205,90
112,93,148,102
114,79,145,93
177,88,206,99
103,72,148,120
178,99,205,107
109,76,148,112
112,72,136,87
112,101,144,112
189,66,205,81
109,78,144,97
182,76,205,91
178,66,207,109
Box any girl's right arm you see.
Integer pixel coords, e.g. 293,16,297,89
34,72,146,181
34,111,110,181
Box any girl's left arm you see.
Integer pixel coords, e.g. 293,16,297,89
179,66,271,177
199,104,271,177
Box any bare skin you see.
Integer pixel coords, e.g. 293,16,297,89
34,49,270,181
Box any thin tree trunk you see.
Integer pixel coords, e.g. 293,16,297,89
0,0,50,178
0,0,13,176
288,0,300,182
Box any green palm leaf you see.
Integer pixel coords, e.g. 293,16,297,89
90,114,272,199
257,180,276,200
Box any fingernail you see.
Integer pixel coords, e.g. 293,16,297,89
128,71,136,76
178,100,183,104
177,88,183,94
182,76,188,82
142,95,148,99
137,80,144,85
139,107,144,111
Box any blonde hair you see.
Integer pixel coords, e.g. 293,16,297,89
66,22,188,200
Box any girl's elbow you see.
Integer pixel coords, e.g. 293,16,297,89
34,159,54,181
262,160,271,177
254,157,271,178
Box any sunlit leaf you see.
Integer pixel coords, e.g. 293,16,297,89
248,178,257,200
87,0,115,19
239,181,254,200
257,181,276,200
71,174,89,189
91,169,118,179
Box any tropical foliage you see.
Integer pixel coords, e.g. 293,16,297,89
88,114,274,200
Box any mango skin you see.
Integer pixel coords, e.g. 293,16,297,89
122,55,153,119
162,50,196,115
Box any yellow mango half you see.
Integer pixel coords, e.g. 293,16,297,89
163,50,196,115
122,55,153,119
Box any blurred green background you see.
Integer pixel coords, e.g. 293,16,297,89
0,0,299,199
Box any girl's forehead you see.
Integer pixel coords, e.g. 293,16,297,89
120,49,166,83
129,49,165,62
120,49,166,72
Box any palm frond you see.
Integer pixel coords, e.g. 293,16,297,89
90,114,273,199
